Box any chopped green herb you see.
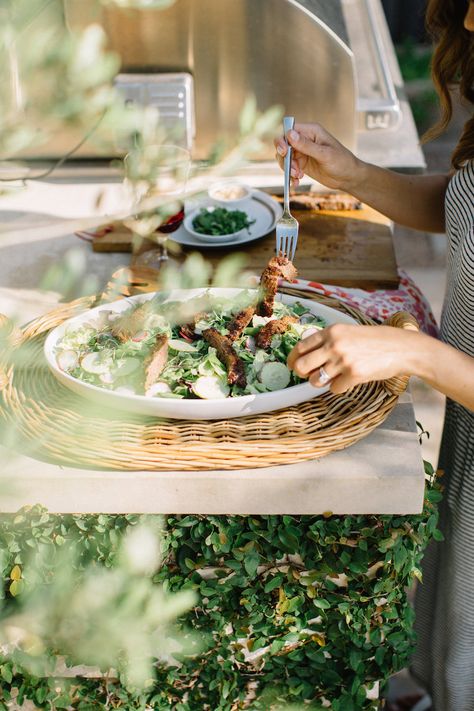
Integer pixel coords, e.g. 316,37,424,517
192,207,255,236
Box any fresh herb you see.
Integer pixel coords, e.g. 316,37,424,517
192,207,255,235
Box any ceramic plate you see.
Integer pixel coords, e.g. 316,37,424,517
44,288,358,420
170,191,282,248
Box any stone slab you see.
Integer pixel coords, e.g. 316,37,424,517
0,394,425,515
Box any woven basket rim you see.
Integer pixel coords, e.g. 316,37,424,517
0,288,404,471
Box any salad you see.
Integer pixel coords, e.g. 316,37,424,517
54,257,327,401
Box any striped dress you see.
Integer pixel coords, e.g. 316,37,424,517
412,159,474,711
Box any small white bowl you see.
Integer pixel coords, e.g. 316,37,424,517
208,181,252,208
184,207,246,244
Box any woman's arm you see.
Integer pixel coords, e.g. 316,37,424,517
347,163,449,234
288,326,474,412
275,123,449,233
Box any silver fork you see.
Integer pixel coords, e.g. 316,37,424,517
275,115,299,261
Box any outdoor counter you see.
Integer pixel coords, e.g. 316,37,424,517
0,176,436,710
0,178,426,516
0,391,424,515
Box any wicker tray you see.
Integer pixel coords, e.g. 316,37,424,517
0,280,418,471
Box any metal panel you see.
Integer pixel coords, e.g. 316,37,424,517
115,72,195,151
64,0,357,159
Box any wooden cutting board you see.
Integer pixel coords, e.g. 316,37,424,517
92,199,398,290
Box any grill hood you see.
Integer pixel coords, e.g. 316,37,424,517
22,0,426,175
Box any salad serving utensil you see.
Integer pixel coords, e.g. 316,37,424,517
275,116,299,261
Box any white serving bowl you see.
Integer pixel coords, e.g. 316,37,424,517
44,288,358,420
208,180,252,208
184,206,246,244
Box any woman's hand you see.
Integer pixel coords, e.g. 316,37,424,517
274,123,364,191
287,324,424,394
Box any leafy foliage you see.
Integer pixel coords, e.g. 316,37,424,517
0,468,440,710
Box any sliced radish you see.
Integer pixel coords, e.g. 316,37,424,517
192,375,230,399
132,330,150,342
301,327,321,340
100,372,115,384
115,386,136,396
57,350,79,371
179,328,194,342
114,358,140,377
81,352,112,374
194,319,211,335
169,339,198,353
259,362,291,391
245,336,256,354
145,382,172,397
252,315,274,328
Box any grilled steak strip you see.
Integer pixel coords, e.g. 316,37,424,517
256,316,298,350
202,328,246,388
258,256,298,317
227,306,256,342
144,335,168,389
111,301,154,342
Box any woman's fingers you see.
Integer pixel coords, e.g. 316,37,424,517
274,138,306,178
287,129,327,161
288,330,325,369
308,360,340,388
274,137,287,157
288,333,327,376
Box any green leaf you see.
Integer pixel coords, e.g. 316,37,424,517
313,598,331,610
264,574,284,593
1,665,12,684
426,489,443,503
244,551,260,578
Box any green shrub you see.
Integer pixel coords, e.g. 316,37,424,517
0,468,441,710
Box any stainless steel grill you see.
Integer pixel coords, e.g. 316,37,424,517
28,0,426,174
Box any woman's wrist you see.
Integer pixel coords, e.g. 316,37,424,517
400,331,438,381
341,158,372,196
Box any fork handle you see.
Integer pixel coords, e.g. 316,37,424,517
283,116,295,212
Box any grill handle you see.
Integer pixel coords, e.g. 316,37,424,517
355,0,401,132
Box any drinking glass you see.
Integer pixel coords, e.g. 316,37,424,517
123,144,191,271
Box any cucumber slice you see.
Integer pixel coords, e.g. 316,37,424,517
146,382,172,398
81,352,112,374
114,357,140,377
259,362,291,391
198,361,215,376
252,349,270,375
191,375,230,399
169,339,199,353
57,350,79,371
